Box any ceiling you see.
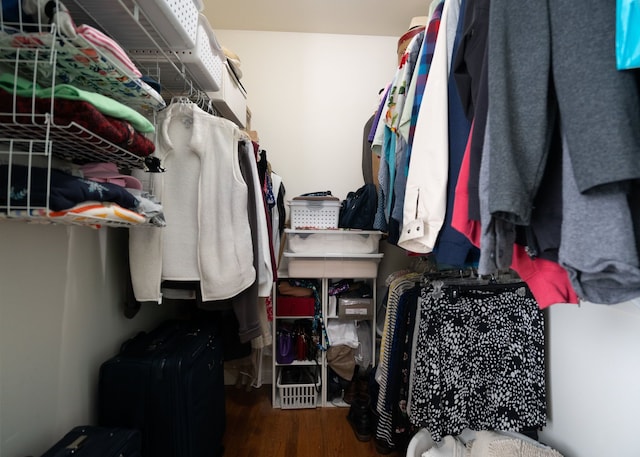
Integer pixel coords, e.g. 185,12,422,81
202,0,429,38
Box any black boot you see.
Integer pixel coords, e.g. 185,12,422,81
343,365,359,404
344,370,369,404
347,392,372,442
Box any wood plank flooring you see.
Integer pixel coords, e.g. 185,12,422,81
222,385,394,457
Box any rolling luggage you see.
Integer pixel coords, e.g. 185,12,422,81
40,425,141,457
98,319,225,457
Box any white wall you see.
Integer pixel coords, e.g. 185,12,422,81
214,29,399,202
0,223,181,457
539,299,640,457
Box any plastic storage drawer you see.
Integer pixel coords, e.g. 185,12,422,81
283,253,384,278
285,229,382,255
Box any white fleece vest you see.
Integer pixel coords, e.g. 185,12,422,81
129,102,255,302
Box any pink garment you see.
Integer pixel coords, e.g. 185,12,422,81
76,24,142,78
81,162,143,190
452,123,579,309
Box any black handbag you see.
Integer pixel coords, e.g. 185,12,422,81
338,183,377,230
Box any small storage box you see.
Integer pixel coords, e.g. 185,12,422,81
176,22,224,91
286,229,382,255
277,369,318,409
338,297,374,320
139,0,200,49
71,0,200,50
288,200,341,230
130,17,224,93
207,62,248,128
277,296,315,316
284,253,384,278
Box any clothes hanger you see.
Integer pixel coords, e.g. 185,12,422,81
168,80,196,106
169,95,193,106
423,266,477,282
194,90,217,116
437,269,524,288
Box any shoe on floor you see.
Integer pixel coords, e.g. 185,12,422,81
347,392,372,442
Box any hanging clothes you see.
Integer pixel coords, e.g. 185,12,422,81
482,1,640,305
270,171,285,276
451,0,490,222
387,29,425,244
558,135,640,305
375,281,420,452
452,123,579,309
390,1,444,245
371,23,425,240
486,0,640,229
234,138,273,348
397,0,462,253
430,0,480,267
129,101,265,342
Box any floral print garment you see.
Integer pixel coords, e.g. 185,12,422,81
0,28,165,112
408,280,546,442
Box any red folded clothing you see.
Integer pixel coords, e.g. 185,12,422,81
276,296,315,316
0,88,155,157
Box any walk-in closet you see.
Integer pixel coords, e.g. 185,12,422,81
1,1,639,457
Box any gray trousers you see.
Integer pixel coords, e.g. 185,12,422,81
487,0,640,226
559,134,640,305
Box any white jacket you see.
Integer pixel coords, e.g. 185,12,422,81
398,0,461,253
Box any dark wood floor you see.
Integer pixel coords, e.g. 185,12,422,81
222,385,396,457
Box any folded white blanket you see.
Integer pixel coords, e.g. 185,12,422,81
469,431,563,457
408,430,564,457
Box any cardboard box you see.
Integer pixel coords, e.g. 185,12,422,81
207,62,247,127
338,297,373,320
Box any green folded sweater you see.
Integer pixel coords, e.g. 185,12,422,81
0,73,155,133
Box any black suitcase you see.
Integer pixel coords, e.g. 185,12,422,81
40,425,141,457
98,320,225,457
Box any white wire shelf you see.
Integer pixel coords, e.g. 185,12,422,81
0,121,148,169
0,208,147,228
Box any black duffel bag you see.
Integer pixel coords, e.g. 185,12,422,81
339,183,377,230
